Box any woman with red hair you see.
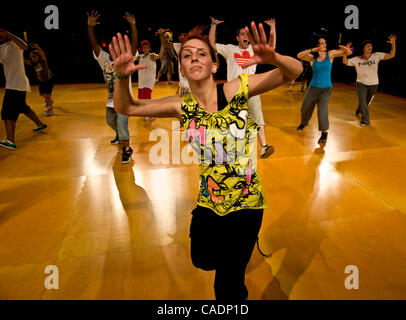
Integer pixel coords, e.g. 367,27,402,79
109,22,302,300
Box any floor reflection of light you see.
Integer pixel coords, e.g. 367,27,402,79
133,167,187,239
317,161,339,193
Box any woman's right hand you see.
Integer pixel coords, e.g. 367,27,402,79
87,11,101,27
210,16,224,25
109,33,146,77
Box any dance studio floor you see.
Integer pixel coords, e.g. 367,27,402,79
1,81,406,300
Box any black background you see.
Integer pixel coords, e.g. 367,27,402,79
1,0,404,97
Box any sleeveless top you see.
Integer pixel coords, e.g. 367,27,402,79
310,52,332,88
32,59,53,82
181,73,267,216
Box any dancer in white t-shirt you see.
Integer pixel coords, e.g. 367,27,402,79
87,11,138,164
209,17,275,159
134,39,164,120
0,28,47,150
343,35,397,126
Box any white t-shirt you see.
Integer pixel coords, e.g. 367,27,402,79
0,40,31,92
173,43,190,89
93,48,132,108
138,53,158,90
215,43,256,81
347,52,386,86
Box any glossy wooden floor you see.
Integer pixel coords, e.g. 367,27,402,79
1,81,406,300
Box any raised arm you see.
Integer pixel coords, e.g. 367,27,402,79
30,43,47,61
151,34,166,61
123,12,138,55
225,22,302,98
264,18,276,49
0,28,28,50
109,33,181,118
329,43,353,60
209,17,224,49
297,47,317,63
383,34,396,60
87,10,101,57
341,42,353,66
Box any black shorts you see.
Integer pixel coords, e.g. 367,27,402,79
1,89,31,121
39,79,54,95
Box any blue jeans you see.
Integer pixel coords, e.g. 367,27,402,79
106,107,129,140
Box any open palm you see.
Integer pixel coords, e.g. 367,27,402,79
87,11,101,27
242,22,277,68
109,33,146,77
387,34,397,45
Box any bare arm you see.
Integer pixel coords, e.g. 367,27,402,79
225,22,302,99
341,43,353,66
209,17,224,50
0,29,28,50
24,59,32,66
297,48,316,63
264,18,276,49
151,35,165,61
342,54,349,66
109,33,181,118
87,11,101,57
329,43,352,60
383,34,396,60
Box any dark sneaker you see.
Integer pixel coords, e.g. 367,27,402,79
32,124,48,132
297,124,306,131
261,145,275,159
121,147,133,164
360,121,369,126
0,140,16,150
318,132,328,145
110,136,120,144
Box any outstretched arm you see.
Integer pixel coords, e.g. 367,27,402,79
225,22,302,98
123,12,138,55
151,34,166,61
341,42,353,66
0,28,28,50
329,43,352,59
383,34,396,60
87,10,101,57
264,18,276,49
209,17,224,50
109,33,181,118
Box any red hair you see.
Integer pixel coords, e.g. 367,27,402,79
178,26,219,66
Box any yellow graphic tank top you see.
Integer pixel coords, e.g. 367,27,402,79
181,73,267,216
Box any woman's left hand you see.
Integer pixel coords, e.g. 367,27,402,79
242,21,278,68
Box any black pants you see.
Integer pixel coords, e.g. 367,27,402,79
356,82,378,125
1,89,31,121
189,205,263,300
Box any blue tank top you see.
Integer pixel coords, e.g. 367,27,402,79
310,52,332,88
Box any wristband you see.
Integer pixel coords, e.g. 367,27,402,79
114,72,129,80
310,48,313,53
211,22,217,25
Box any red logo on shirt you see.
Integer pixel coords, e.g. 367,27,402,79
234,51,253,67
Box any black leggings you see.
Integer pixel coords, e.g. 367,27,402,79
189,205,263,300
